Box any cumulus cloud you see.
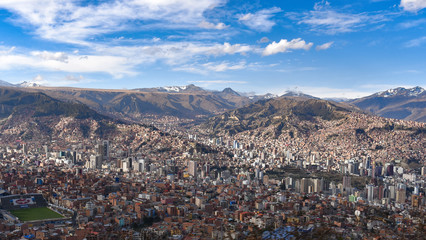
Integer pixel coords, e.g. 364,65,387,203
262,38,313,56
31,51,68,62
33,74,44,83
238,7,281,32
0,0,226,44
400,0,426,12
198,20,228,30
0,47,136,78
0,41,254,77
316,41,334,50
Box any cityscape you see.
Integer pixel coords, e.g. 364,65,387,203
0,1,425,240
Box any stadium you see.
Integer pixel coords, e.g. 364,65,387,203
0,193,65,222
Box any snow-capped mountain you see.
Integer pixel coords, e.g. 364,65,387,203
17,81,42,87
281,91,319,99
135,84,205,93
159,85,189,92
377,86,425,98
350,86,426,122
247,93,279,101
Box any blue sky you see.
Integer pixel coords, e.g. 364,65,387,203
0,0,425,98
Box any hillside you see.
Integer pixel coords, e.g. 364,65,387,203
0,87,116,141
350,86,426,122
197,96,425,165
15,85,252,122
200,97,351,136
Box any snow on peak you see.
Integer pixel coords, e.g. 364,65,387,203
18,81,41,87
156,84,200,93
408,86,425,96
161,85,188,92
379,86,424,97
263,93,278,99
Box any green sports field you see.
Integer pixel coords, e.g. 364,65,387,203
10,207,64,221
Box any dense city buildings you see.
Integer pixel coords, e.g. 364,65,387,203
0,115,424,239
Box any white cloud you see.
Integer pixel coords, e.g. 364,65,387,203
191,80,247,84
198,20,228,30
397,19,426,29
64,75,84,82
0,0,226,44
31,51,68,62
0,46,16,55
0,41,254,78
203,61,246,72
174,61,246,74
405,36,426,47
262,38,313,56
33,74,44,83
316,41,334,50
0,47,136,78
95,42,252,65
287,2,389,34
400,0,426,12
238,7,281,32
278,67,319,73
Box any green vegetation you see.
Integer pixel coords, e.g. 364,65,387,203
10,207,64,221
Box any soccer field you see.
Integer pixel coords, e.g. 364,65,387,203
10,207,64,221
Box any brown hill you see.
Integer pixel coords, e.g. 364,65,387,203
349,86,426,122
0,88,117,141
200,97,351,136
197,96,426,165
16,85,252,122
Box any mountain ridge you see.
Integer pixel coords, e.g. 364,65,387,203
2,83,425,123
350,86,426,122
0,88,119,141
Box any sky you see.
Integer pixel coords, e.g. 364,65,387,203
0,0,425,98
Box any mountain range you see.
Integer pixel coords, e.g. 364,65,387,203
196,94,425,168
349,86,426,122
199,96,350,136
0,79,424,123
0,80,42,88
0,88,116,141
0,85,424,167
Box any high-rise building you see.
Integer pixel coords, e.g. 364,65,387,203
102,140,109,161
396,188,406,204
300,178,308,194
388,185,396,200
313,178,321,193
412,195,421,208
367,184,374,202
189,160,197,177
343,176,351,191
22,144,28,155
72,151,77,164
89,155,102,169
203,164,210,174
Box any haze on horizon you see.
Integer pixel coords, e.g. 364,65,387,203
0,0,425,98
